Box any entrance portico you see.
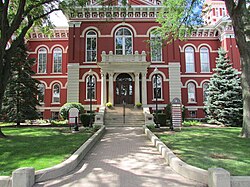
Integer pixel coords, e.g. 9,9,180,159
98,51,150,106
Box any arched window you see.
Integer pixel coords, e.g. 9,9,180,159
187,82,196,102
150,32,162,62
38,83,45,103
53,47,62,73
203,82,209,102
153,74,162,99
185,47,195,73
86,75,96,100
115,28,132,55
86,31,97,62
38,48,47,73
200,47,210,72
52,83,60,103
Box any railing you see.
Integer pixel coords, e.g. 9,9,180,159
101,51,147,63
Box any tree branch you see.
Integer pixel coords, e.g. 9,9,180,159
8,0,27,39
23,0,60,17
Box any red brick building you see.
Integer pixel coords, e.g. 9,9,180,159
27,0,240,119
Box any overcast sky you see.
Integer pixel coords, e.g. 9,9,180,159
50,11,68,27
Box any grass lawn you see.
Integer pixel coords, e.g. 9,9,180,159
0,122,15,127
156,127,250,176
0,127,95,176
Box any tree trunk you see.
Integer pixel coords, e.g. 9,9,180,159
225,0,250,137
0,128,6,138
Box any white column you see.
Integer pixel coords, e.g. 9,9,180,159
108,73,114,104
134,72,140,104
141,72,147,105
101,72,107,106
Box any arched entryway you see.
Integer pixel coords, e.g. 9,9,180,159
115,73,133,105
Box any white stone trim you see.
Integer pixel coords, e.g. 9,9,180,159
50,44,67,53
183,80,199,88
81,71,101,82
32,75,67,79
148,70,168,81
48,81,65,89
181,74,212,78
81,26,101,37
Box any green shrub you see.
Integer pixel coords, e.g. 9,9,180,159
183,120,201,127
51,120,68,126
106,102,112,108
155,113,169,127
59,103,84,120
136,102,142,108
146,124,155,130
80,113,95,127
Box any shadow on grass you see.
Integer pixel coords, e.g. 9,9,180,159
0,128,93,176
156,127,250,176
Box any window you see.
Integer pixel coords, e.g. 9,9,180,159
189,110,197,118
86,31,97,62
185,47,195,72
203,82,209,102
53,48,62,73
187,82,196,102
86,75,96,100
38,48,47,73
153,74,162,99
200,47,210,72
52,84,60,103
150,32,162,62
115,28,132,55
38,83,45,103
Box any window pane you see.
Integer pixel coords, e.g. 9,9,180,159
53,84,60,103
188,83,196,102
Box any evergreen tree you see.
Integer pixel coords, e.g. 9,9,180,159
205,48,242,126
2,44,41,126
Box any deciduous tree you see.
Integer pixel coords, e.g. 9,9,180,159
157,0,250,137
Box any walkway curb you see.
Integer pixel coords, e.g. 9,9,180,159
35,126,106,183
143,126,208,185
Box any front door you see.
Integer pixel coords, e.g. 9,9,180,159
115,73,133,105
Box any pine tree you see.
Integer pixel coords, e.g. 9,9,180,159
2,44,41,126
205,48,242,126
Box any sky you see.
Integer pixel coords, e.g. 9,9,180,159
50,11,69,27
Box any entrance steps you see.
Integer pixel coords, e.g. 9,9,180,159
105,106,145,127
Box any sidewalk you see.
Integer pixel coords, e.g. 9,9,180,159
35,127,206,187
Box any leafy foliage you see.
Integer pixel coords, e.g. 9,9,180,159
2,44,40,125
205,48,243,126
156,0,204,42
59,102,84,120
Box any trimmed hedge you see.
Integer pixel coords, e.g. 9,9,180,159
59,103,84,120
80,113,95,127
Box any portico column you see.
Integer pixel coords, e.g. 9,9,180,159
141,72,147,105
108,73,114,104
101,72,107,106
134,72,140,105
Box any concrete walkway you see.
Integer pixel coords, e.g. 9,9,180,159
35,127,206,187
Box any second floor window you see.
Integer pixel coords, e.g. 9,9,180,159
86,31,97,62
150,32,162,62
38,48,47,73
200,47,210,72
115,28,132,55
53,48,62,73
185,47,195,73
